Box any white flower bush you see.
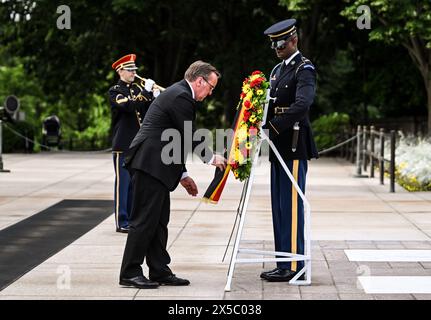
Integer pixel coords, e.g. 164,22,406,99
395,134,431,191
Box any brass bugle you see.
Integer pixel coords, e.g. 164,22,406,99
135,74,166,92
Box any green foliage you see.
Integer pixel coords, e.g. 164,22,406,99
1,0,430,153
312,112,350,151
0,58,46,151
396,173,431,192
0,0,287,151
0,59,44,122
341,0,431,48
2,121,36,153
68,94,111,150
342,0,431,130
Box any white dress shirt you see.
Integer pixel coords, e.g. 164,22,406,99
181,80,214,180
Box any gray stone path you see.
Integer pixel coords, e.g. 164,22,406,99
0,153,430,300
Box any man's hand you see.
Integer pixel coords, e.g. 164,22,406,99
180,176,198,197
144,78,156,92
211,154,227,171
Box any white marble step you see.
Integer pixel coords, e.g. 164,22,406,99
359,276,431,294
345,250,431,262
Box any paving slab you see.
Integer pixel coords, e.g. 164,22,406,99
0,154,430,300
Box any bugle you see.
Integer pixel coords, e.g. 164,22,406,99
135,74,166,92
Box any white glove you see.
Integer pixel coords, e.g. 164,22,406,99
144,78,155,92
153,89,161,98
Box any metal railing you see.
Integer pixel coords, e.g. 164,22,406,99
342,125,396,193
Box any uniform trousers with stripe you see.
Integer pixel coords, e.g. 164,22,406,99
113,152,133,229
271,159,307,272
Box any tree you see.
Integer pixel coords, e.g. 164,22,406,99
0,0,288,140
342,0,431,133
1,0,115,149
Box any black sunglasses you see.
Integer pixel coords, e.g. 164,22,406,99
271,39,288,50
271,37,292,50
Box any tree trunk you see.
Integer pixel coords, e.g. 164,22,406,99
401,36,430,135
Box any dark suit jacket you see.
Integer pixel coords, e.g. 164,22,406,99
263,52,319,161
108,80,153,151
125,80,213,191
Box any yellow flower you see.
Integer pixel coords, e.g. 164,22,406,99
245,142,252,149
242,84,250,93
234,149,245,164
257,109,262,114
257,89,264,96
249,115,257,123
233,171,239,178
246,91,253,101
398,162,407,170
237,124,248,141
250,74,260,81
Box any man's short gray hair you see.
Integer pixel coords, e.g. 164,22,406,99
184,60,221,82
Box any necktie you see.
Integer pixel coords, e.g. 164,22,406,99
279,61,287,74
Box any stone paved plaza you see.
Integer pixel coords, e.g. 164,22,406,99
0,153,431,300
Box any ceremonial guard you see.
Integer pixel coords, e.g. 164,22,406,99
261,19,319,281
109,54,159,233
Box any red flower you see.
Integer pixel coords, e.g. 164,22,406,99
240,92,246,99
240,148,249,157
252,70,262,75
243,110,251,122
249,127,258,138
244,100,251,109
231,162,238,170
250,77,264,88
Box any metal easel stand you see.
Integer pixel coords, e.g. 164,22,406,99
224,90,312,291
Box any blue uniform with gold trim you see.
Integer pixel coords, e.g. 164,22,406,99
109,80,153,151
108,79,154,231
263,51,318,274
264,52,318,161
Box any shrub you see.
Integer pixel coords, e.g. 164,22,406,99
2,120,36,153
312,112,351,151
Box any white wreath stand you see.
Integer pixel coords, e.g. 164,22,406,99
224,89,312,291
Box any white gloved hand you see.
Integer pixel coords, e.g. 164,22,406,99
211,154,227,171
144,78,155,92
153,89,161,98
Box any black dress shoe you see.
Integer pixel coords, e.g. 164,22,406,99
264,269,305,282
116,226,130,233
119,276,159,289
152,274,190,286
260,268,280,279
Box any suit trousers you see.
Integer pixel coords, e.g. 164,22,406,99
271,159,307,272
113,152,133,229
120,170,173,279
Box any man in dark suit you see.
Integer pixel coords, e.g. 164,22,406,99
261,19,318,282
119,60,227,289
109,54,159,233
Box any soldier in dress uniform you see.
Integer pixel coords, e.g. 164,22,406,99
109,54,160,233
261,19,319,281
